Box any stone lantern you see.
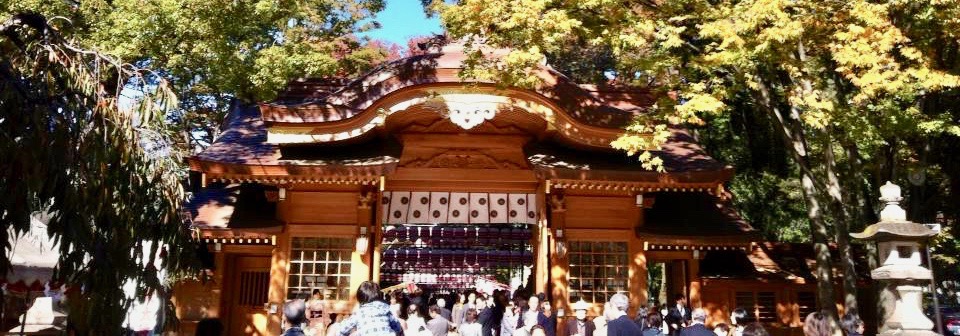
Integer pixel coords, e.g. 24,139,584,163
851,182,939,336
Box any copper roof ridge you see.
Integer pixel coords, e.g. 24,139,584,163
256,49,644,130
270,53,449,107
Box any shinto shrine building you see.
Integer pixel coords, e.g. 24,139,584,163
176,42,851,335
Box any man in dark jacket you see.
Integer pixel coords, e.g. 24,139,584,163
678,309,713,336
537,297,558,336
605,294,643,336
283,300,307,336
665,294,691,336
561,300,594,336
478,295,499,336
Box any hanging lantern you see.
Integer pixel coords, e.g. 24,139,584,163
554,229,567,258
356,227,370,255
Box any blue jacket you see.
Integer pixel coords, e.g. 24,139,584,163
679,324,714,336
607,316,643,336
538,312,557,336
284,326,307,336
338,301,404,336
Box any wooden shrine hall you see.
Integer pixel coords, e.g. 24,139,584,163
175,42,844,335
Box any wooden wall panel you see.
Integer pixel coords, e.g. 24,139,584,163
171,279,220,334
700,286,731,327
287,192,358,224
171,251,225,335
699,279,819,335
564,196,639,229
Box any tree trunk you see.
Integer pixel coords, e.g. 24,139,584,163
752,75,839,327
800,170,841,318
823,130,859,314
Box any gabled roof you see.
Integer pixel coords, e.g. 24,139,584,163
700,242,872,284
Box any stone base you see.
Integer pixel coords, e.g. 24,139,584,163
879,330,941,336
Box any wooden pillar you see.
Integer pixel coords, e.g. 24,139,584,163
267,231,291,333
528,186,554,293
670,260,687,302
535,197,550,295
343,191,376,308
372,191,384,283
630,196,649,314
211,251,226,317
688,256,702,308
353,191,374,286
629,236,649,315
548,193,569,315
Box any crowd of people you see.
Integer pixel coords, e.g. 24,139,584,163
276,282,867,336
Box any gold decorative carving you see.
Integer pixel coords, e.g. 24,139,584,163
549,193,566,211
403,149,526,169
358,191,374,208
393,107,541,136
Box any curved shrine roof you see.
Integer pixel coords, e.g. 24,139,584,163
191,42,732,185
260,44,652,129
191,104,732,185
191,105,398,184
528,129,733,186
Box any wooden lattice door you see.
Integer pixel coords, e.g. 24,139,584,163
228,256,272,335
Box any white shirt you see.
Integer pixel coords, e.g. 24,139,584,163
407,315,428,336
501,312,519,336
460,322,483,336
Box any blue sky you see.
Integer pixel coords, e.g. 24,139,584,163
361,0,444,45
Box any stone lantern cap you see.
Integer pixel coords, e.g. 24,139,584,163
850,181,937,242
851,221,937,242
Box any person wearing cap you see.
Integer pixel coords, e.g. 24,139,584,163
603,294,642,336
562,300,595,336
678,309,712,336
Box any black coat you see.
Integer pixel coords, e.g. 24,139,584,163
607,316,644,336
665,306,691,335
679,324,715,336
479,307,498,336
